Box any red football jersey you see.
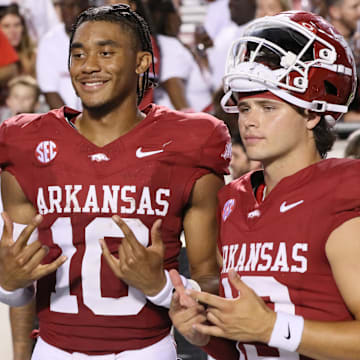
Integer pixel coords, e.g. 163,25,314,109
0,104,230,354
217,158,360,360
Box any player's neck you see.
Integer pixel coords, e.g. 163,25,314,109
75,102,145,147
262,148,322,196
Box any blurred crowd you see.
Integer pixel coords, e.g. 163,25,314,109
1,0,360,169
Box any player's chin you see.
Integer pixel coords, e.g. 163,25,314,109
82,98,120,114
82,100,108,112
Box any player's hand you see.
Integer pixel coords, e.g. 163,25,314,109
169,269,210,346
0,212,67,291
100,216,166,296
188,269,276,343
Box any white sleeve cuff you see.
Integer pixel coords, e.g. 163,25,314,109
0,284,35,307
146,270,201,309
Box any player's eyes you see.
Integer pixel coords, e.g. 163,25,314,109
101,51,114,57
238,106,250,113
263,104,277,112
264,105,275,111
71,52,85,59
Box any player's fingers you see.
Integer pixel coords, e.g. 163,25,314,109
112,216,142,252
150,219,164,252
169,269,186,292
118,242,129,269
119,232,138,259
178,308,207,325
228,268,251,297
15,241,43,266
169,270,198,308
21,246,51,274
100,238,115,262
179,290,199,308
169,290,182,313
32,255,67,280
170,292,205,319
13,215,42,253
100,239,121,276
187,289,225,310
206,308,224,327
1,212,14,245
192,323,225,338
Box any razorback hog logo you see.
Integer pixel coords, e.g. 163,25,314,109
89,153,110,162
35,140,57,164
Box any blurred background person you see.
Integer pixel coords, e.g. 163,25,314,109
344,128,360,157
325,0,360,122
147,0,196,111
255,0,291,18
203,0,231,40
188,23,216,112
210,87,238,135
207,0,257,90
0,75,40,122
307,0,328,15
144,0,203,110
0,4,37,77
0,27,18,86
0,27,18,111
36,0,89,110
325,0,360,43
230,134,261,180
0,0,60,42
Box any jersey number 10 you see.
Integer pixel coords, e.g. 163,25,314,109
49,217,149,316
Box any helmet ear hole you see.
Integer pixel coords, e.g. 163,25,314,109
293,77,308,89
319,48,336,63
324,80,338,96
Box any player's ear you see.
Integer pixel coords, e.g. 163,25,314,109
305,111,321,130
136,51,152,75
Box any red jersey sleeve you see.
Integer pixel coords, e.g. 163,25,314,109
199,119,231,176
0,114,42,177
329,159,360,235
0,29,18,66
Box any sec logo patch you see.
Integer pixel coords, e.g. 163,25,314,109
35,140,58,164
222,198,235,222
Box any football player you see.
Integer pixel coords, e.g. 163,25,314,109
169,10,360,360
0,4,231,359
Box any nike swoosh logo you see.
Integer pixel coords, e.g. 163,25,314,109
285,324,291,340
136,147,164,158
280,200,304,213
